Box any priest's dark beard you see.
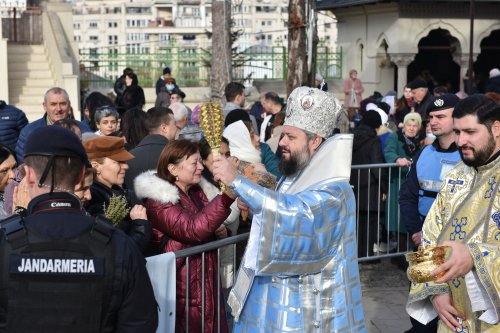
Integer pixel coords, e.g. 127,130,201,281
459,138,496,167
279,146,311,177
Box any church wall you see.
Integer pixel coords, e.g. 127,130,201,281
331,4,500,96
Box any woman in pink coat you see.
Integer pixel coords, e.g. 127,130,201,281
343,69,364,108
135,139,235,333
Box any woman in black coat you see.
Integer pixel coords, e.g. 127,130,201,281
350,111,388,258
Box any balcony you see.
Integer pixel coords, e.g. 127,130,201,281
148,18,173,27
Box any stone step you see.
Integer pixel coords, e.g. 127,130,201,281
9,85,49,96
7,44,45,55
8,53,47,63
11,104,44,122
9,78,56,88
7,69,53,79
11,95,44,105
8,61,52,71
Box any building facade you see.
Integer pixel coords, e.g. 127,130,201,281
317,0,500,96
73,0,337,86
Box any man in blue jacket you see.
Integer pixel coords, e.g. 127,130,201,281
15,87,91,163
399,93,461,333
0,101,28,154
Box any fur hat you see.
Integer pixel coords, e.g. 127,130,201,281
284,87,342,138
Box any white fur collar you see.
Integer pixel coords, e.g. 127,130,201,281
198,177,220,201
134,170,179,204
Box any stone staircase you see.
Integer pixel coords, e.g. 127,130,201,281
8,44,57,122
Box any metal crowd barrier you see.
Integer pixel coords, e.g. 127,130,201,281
170,163,410,332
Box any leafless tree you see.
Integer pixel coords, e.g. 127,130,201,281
210,0,232,103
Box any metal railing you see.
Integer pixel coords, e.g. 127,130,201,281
168,163,409,332
78,44,342,89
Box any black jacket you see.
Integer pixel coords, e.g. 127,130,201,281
85,182,151,253
125,134,169,203
0,102,28,153
0,192,158,332
413,92,433,121
485,76,500,94
350,125,388,212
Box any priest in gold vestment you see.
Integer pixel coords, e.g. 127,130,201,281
407,95,500,333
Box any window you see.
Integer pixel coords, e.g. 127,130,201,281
89,22,97,28
89,36,98,41
108,35,118,45
126,7,151,14
108,22,118,28
74,23,80,30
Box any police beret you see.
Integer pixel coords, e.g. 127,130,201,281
24,126,90,166
408,79,428,90
83,136,134,162
427,94,460,114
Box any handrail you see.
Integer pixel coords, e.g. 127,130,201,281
174,232,250,259
352,162,400,169
42,5,79,114
172,162,410,261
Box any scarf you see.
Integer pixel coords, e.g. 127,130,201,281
397,129,421,157
223,121,261,164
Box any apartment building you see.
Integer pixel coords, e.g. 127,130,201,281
73,0,336,53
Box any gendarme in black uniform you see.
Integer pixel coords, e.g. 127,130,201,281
0,126,158,332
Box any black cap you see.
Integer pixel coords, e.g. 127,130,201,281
408,79,428,90
24,126,90,167
427,94,460,114
224,109,250,127
360,110,382,129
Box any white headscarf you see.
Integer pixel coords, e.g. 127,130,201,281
223,120,261,164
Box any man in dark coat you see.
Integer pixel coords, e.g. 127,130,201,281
15,87,91,163
408,79,433,121
125,107,178,203
0,101,28,153
350,110,387,257
485,68,500,94
0,125,157,332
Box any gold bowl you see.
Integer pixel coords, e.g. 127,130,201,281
405,246,450,283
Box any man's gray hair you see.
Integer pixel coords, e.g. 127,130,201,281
44,87,70,105
169,102,188,122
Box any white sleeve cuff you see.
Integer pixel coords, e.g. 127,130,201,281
406,298,438,325
465,271,498,324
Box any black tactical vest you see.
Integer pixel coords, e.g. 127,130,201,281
0,214,115,332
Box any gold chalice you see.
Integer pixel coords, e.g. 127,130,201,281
405,246,450,283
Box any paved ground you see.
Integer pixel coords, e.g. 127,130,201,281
360,258,412,333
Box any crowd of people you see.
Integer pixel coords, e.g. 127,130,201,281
0,65,499,333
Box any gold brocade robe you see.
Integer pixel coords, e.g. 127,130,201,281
407,154,500,333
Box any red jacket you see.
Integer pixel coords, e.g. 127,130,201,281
135,171,233,333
